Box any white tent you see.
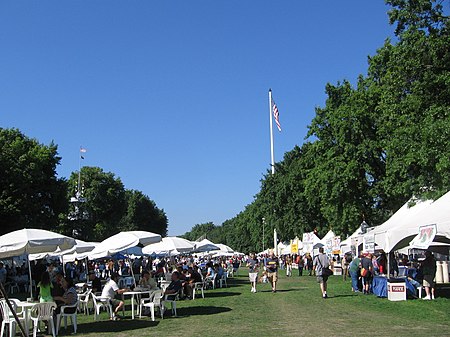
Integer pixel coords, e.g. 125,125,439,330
321,230,335,243
368,191,450,253
215,243,234,254
194,238,220,252
88,231,161,259
142,237,195,256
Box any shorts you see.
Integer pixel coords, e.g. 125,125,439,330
423,275,435,288
317,275,328,284
249,272,258,282
110,298,121,309
267,272,278,283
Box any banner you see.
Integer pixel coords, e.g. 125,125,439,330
302,232,315,254
332,236,341,255
409,224,437,249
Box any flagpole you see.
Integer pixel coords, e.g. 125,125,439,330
78,147,82,199
268,89,275,175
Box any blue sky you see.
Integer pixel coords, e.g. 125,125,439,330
0,1,395,236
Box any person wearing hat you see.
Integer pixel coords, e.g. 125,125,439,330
88,270,102,293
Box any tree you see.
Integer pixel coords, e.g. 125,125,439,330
0,128,67,235
120,189,168,236
181,222,216,241
61,166,127,241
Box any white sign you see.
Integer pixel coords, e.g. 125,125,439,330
409,224,437,249
364,233,375,253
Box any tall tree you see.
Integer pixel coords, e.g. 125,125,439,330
61,166,127,241
120,189,168,236
0,128,67,235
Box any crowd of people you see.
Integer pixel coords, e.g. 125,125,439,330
241,249,441,300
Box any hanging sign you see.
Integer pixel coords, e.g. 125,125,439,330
409,224,437,249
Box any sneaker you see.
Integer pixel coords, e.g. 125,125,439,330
422,296,431,300
322,293,328,299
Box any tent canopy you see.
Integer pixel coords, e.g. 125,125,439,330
194,238,220,252
368,191,450,253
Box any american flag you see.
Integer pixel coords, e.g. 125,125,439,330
272,99,281,132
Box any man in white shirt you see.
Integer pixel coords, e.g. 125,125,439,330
101,273,130,320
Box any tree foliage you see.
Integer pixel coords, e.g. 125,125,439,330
0,128,67,235
59,167,169,242
120,189,168,237
182,0,450,253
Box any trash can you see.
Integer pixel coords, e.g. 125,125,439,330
387,278,406,301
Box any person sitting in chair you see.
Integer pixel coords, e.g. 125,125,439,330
164,271,182,300
101,272,130,320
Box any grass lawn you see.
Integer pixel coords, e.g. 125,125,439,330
35,270,450,337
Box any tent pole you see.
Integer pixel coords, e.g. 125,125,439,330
387,253,390,278
128,258,136,288
27,254,33,299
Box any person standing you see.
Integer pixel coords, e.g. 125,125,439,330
421,251,437,300
342,253,352,281
285,255,292,277
306,254,314,276
361,253,373,294
0,262,6,285
37,271,53,303
313,247,331,299
265,251,279,293
348,255,361,292
246,253,259,293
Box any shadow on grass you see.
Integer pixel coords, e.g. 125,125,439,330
174,305,232,318
226,278,250,286
205,291,241,298
327,294,359,298
71,319,159,335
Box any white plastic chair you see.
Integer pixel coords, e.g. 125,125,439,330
56,301,78,335
137,290,155,318
78,289,92,315
161,294,177,318
140,290,164,321
1,299,28,337
226,265,234,278
30,302,56,337
193,280,205,299
7,299,28,334
91,294,112,321
205,274,217,289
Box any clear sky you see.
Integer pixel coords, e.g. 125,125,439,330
0,1,395,236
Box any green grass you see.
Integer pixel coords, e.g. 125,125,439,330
31,270,450,337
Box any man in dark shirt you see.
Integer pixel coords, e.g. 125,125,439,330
165,271,182,300
265,251,279,292
185,267,202,299
361,253,373,294
88,271,102,293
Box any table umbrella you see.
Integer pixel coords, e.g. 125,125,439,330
0,228,77,298
142,237,195,256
